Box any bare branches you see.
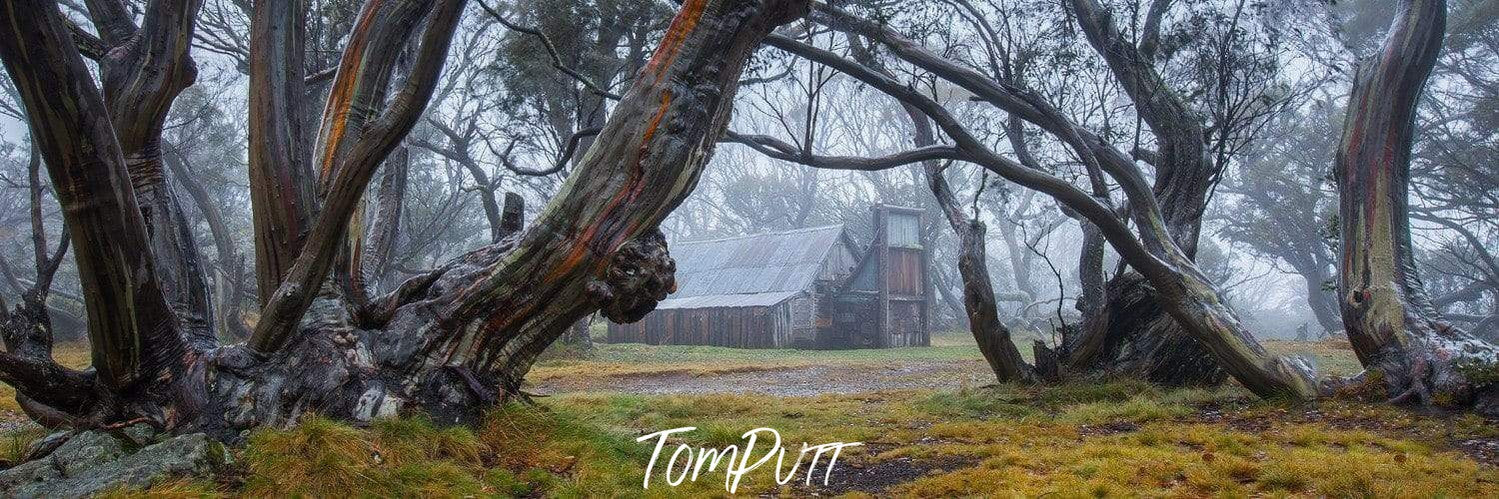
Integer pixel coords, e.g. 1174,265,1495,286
724,131,963,171
497,127,602,176
763,33,1158,277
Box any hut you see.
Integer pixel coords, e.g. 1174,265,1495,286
607,205,930,349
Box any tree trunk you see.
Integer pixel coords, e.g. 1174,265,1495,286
843,30,1034,382
1302,263,1342,336
1062,0,1226,386
164,146,251,339
365,145,411,294
248,0,318,306
1070,272,1227,385
0,0,190,400
920,123,1034,383
950,216,1036,383
93,0,217,342
0,0,811,437
767,19,1318,400
1074,223,1106,319
1333,0,1499,414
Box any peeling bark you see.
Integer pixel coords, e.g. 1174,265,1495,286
1333,0,1499,413
0,0,188,393
248,0,318,305
0,0,811,437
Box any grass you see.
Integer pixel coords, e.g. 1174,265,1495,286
1265,337,1365,377
130,383,1483,497
527,330,984,384
529,332,1366,384
5,338,1497,496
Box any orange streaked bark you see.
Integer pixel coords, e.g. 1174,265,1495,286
544,92,675,286
249,0,465,353
644,0,706,82
317,0,385,183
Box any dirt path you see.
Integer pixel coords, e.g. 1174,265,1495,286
530,359,994,397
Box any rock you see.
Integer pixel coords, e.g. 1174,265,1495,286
21,430,74,462
0,430,229,498
120,423,161,447
52,431,129,476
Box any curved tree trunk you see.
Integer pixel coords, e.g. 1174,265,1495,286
841,30,1034,383
0,0,190,402
96,0,217,343
1065,0,1224,386
919,118,1034,384
766,18,1318,401
247,0,318,307
1333,0,1499,414
0,0,811,437
164,147,251,340
1071,273,1227,385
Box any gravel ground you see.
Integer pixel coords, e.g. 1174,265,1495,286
531,359,995,397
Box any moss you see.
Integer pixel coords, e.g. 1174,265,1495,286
241,416,373,496
1455,358,1499,387
8,341,1498,497
240,415,495,497
1032,379,1161,407
483,468,534,497
916,386,1039,420
370,415,485,466
1055,395,1192,425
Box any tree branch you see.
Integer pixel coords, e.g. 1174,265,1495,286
476,0,623,100
724,131,965,171
0,0,186,390
251,0,467,352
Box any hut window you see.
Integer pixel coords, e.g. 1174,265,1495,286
888,213,921,248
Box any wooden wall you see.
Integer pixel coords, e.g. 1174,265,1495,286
607,304,792,348
873,206,931,348
886,248,925,297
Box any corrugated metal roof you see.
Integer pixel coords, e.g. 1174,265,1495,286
657,225,847,309
654,291,803,310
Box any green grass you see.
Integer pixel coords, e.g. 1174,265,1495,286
7,339,1495,497
178,384,1494,497
528,330,985,384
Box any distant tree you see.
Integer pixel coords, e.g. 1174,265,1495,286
1221,106,1343,335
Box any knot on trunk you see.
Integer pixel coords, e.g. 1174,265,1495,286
762,0,813,25
586,230,675,324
